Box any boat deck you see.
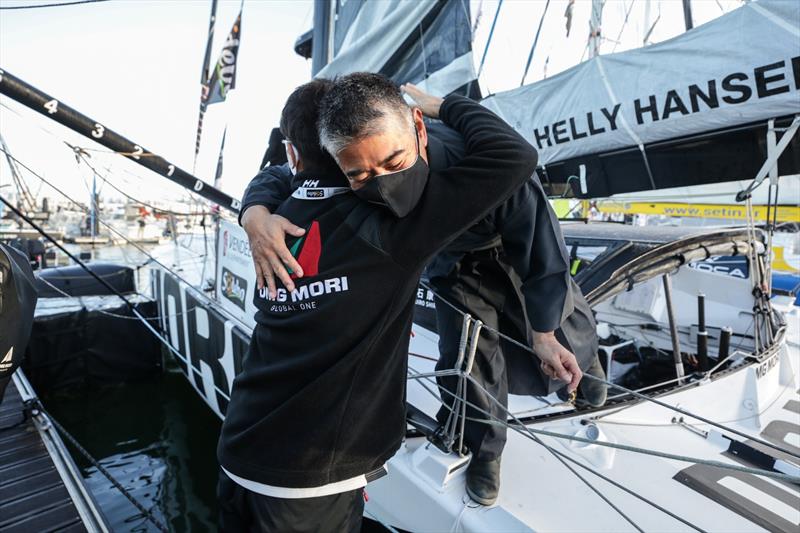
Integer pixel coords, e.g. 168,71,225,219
0,372,108,533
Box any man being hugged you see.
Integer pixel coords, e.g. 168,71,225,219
217,73,572,531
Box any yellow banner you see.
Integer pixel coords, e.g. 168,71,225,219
596,201,800,222
550,199,574,218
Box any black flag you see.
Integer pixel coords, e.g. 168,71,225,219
194,6,242,165
214,126,227,189
206,12,242,104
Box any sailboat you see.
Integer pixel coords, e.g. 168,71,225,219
1,0,798,531
176,1,800,530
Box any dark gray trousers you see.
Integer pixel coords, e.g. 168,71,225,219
217,470,364,533
431,250,533,462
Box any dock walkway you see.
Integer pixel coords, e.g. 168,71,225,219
0,371,108,533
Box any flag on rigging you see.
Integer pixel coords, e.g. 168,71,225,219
564,0,575,37
194,7,242,164
206,11,242,104
214,126,227,190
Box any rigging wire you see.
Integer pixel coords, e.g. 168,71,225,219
0,134,37,212
407,366,799,483
418,24,429,79
0,0,110,9
0,192,233,406
420,279,799,460
519,0,552,87
459,0,475,41
467,373,798,482
476,0,503,81
469,0,484,37
594,380,795,429
0,100,206,210
35,274,198,322
409,367,645,531
643,7,661,45
0,100,205,210
408,367,707,531
36,405,169,532
0,147,216,304
611,0,637,53
69,144,211,217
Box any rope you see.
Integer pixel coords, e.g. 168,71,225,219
594,380,795,430
519,0,551,86
611,0,636,53
476,0,503,79
0,100,208,212
35,275,198,322
0,194,233,405
581,361,797,460
418,280,797,460
407,367,799,483
0,147,217,307
68,145,209,217
407,367,706,531
449,496,480,533
0,0,110,9
71,148,209,217
468,374,799,483
36,404,168,532
418,23,429,79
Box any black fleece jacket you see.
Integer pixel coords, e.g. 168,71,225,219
240,124,570,333
217,95,537,488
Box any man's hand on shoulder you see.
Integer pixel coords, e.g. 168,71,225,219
533,331,582,393
241,205,305,297
401,83,443,119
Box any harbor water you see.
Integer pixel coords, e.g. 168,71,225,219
42,360,221,532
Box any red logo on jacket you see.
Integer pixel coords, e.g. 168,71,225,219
288,220,321,279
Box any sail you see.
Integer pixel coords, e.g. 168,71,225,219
314,0,478,97
481,0,800,197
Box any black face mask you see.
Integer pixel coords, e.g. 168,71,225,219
352,128,429,218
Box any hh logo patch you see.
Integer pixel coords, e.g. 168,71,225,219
288,220,321,279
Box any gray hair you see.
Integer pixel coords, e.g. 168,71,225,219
317,72,412,156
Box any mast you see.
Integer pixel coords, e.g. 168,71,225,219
201,0,219,86
588,0,603,58
311,0,333,75
0,133,36,214
519,0,551,86
90,173,97,239
193,0,219,170
0,69,241,214
682,0,694,31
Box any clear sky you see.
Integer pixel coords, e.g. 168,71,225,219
0,0,741,207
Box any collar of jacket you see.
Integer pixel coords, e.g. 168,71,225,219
425,133,445,171
290,167,350,190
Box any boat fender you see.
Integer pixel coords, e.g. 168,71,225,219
0,243,37,400
35,262,136,297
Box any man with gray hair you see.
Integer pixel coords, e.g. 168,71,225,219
218,73,577,530
239,77,604,507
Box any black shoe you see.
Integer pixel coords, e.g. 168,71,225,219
555,386,572,403
466,457,501,506
579,356,607,407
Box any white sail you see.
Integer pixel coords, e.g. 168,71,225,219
482,0,800,168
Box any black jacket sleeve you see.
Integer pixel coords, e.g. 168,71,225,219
493,176,571,332
238,164,294,226
382,95,538,268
